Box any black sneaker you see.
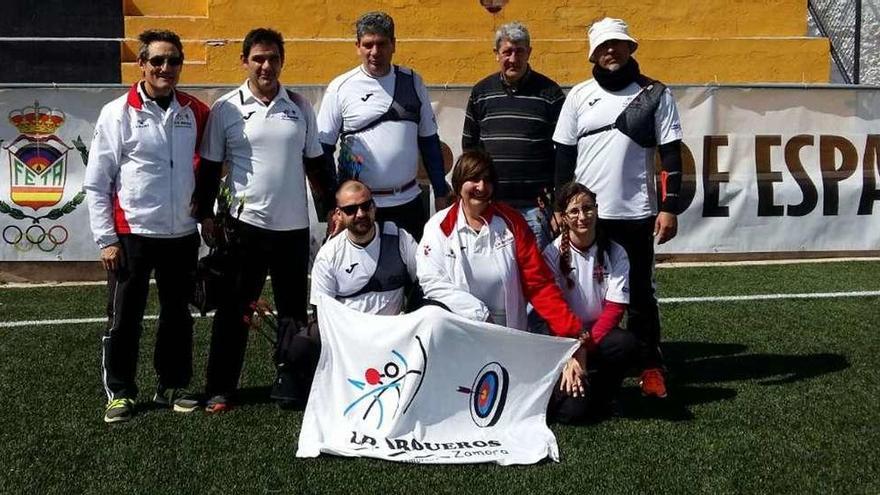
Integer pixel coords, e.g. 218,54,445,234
153,387,200,413
270,363,306,409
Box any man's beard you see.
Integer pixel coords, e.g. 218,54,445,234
349,219,373,236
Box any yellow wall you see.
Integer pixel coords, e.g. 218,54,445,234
122,0,830,85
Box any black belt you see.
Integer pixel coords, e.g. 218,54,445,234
371,180,418,196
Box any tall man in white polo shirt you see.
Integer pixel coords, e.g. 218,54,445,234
194,28,333,412
84,29,209,423
553,18,684,399
317,11,449,241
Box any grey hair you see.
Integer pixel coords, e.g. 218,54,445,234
356,11,395,41
494,21,530,50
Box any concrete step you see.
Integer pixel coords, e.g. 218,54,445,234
202,0,808,39
120,40,206,62
121,61,209,84
123,0,206,16
124,15,210,40
123,0,808,40
119,37,828,86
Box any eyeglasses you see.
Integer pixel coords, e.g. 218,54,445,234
147,55,184,68
565,204,598,219
338,199,374,216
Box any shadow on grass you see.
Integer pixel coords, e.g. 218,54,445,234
614,341,849,422
235,385,275,407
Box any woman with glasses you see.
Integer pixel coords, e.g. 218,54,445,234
540,182,638,421
416,150,583,337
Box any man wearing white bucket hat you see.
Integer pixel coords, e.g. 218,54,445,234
553,17,684,399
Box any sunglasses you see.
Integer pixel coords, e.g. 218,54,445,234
147,55,184,68
338,199,374,216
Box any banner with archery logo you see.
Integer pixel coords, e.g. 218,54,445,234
296,296,579,465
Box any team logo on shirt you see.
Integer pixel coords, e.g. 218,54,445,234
493,231,514,250
278,108,299,121
343,336,428,430
173,112,193,128
1,101,87,253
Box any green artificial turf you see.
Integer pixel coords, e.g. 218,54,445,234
0,261,877,494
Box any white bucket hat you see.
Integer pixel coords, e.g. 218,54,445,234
588,17,638,62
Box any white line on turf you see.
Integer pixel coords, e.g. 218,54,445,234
660,291,880,303
1,291,878,328
0,312,213,329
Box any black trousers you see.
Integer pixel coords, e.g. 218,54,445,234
205,220,309,396
102,232,200,400
598,217,663,369
549,327,638,423
375,194,427,241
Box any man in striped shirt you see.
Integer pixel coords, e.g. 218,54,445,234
462,21,565,250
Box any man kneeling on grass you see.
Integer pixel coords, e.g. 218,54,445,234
270,180,420,407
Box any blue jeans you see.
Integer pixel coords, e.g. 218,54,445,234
519,206,554,252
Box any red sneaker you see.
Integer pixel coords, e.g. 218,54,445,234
640,368,668,398
204,395,232,413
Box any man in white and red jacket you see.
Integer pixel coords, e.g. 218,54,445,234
84,29,209,424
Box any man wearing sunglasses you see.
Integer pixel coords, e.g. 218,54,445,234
267,180,419,405
193,28,333,413
84,29,209,423
310,179,419,316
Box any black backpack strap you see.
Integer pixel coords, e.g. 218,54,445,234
339,66,422,139
340,223,409,298
577,76,667,148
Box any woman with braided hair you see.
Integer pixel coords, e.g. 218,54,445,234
540,182,638,422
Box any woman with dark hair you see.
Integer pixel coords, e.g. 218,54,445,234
416,150,583,338
541,182,638,420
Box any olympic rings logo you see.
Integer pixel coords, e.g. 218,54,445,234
3,224,69,252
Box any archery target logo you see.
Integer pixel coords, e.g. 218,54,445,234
457,362,509,428
343,336,428,430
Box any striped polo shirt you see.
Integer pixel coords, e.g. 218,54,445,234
462,68,565,206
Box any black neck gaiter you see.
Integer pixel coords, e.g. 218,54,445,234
592,58,640,92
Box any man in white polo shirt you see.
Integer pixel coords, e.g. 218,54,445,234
553,17,684,399
317,11,449,241
193,28,333,413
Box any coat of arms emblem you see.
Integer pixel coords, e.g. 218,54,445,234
1,100,88,252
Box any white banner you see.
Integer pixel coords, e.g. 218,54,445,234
0,85,877,260
296,296,579,465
